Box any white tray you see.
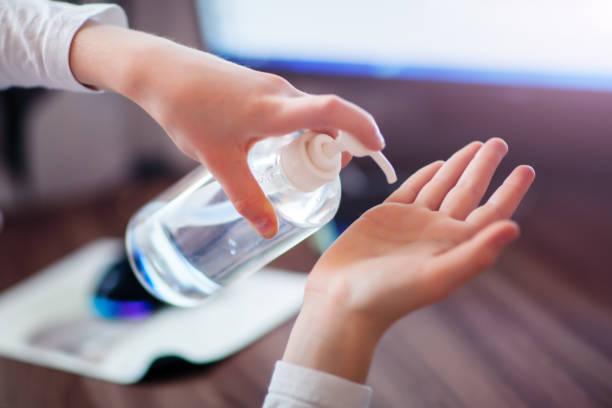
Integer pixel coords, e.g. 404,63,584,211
0,238,306,383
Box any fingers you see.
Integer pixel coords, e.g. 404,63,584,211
272,94,385,151
426,220,520,298
414,141,482,209
438,138,508,219
385,160,444,204
341,152,352,168
204,149,278,238
466,165,535,228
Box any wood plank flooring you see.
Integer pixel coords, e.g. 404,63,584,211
1,173,610,407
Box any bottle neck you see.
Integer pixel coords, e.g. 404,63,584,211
250,151,299,198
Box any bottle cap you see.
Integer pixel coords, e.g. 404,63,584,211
280,131,397,192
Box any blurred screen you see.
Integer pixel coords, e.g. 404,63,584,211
196,0,612,91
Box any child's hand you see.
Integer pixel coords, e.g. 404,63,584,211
135,52,379,238
69,24,383,238
283,138,535,383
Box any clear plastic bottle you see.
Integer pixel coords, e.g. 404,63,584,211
126,131,396,307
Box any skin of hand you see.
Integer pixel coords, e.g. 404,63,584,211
68,23,383,238
282,138,536,383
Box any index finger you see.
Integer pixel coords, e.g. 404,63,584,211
269,94,385,151
202,148,279,239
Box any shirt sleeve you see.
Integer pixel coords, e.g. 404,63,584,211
0,0,128,92
263,361,372,408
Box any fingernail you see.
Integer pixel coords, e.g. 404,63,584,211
495,137,508,151
376,130,386,149
254,216,276,239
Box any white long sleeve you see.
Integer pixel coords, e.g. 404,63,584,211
263,361,372,408
0,0,127,92
1,4,373,405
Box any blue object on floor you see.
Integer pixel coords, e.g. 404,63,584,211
92,253,165,320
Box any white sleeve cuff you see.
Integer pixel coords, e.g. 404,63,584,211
44,2,128,92
0,1,128,92
263,361,372,408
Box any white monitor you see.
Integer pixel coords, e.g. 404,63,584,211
195,0,612,91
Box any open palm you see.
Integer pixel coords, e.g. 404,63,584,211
306,138,535,329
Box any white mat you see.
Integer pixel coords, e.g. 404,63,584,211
0,238,306,383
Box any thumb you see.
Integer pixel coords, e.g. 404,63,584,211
205,150,278,239
426,220,519,299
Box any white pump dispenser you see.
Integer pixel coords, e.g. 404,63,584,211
280,131,396,192
126,131,397,306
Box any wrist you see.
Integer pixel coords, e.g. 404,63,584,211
69,23,172,100
111,32,179,106
282,291,385,384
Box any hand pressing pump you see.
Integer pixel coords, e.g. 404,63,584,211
126,131,396,306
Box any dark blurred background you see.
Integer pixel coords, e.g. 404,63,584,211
2,1,612,211
2,1,611,292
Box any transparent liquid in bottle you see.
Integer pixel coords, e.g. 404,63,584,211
126,134,341,306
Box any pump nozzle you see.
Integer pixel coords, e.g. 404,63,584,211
331,131,397,184
280,131,397,192
369,152,397,184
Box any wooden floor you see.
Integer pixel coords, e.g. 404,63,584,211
1,171,611,408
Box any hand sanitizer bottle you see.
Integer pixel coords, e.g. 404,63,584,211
125,131,397,306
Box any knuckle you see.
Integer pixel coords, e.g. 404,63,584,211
232,196,261,218
153,104,179,133
260,73,291,92
326,278,353,307
170,135,197,159
245,95,273,120
319,94,342,111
